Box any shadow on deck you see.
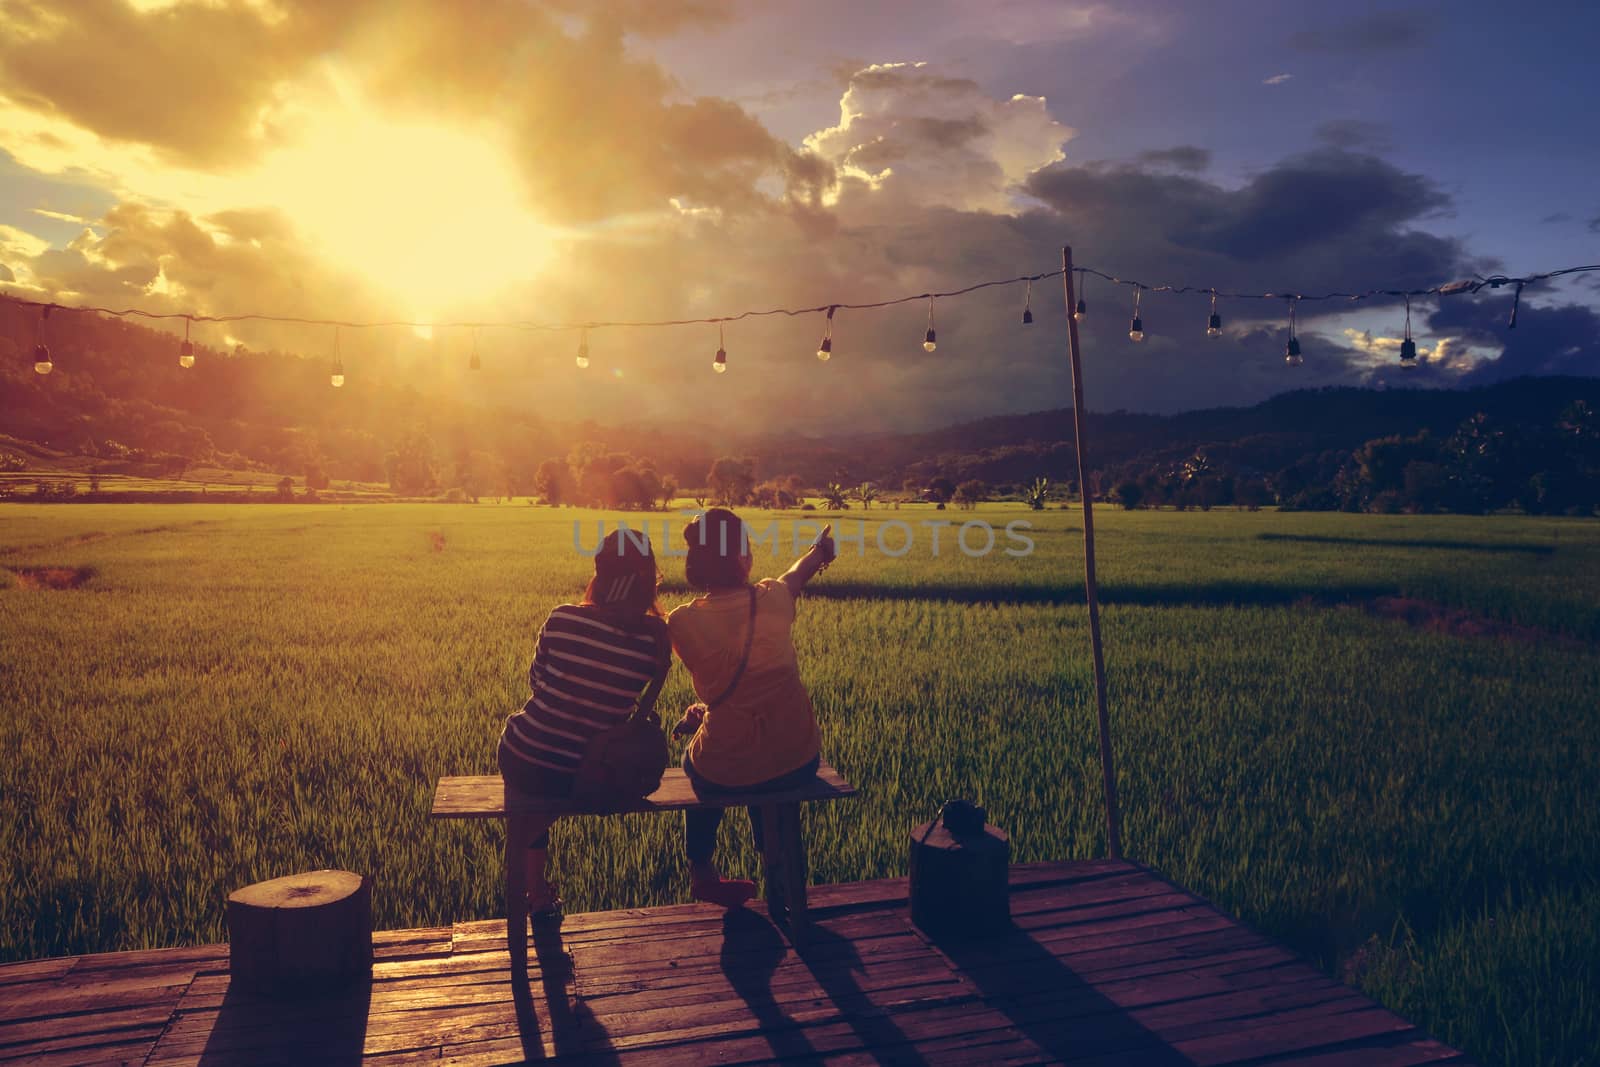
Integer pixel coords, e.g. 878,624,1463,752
0,859,1472,1065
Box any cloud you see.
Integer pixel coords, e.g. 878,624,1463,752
1540,212,1573,224
1588,216,1600,233
0,262,12,282
0,1,803,224
1263,73,1293,86
1426,296,1600,385
1314,119,1391,152
1137,146,1210,172
0,15,1522,429
0,0,315,168
1024,148,1461,288
803,62,1071,214
1290,12,1430,52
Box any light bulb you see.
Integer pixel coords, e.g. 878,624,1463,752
576,337,589,369
469,351,481,371
1129,316,1144,342
331,359,345,387
923,327,937,353
1074,299,1086,321
1207,313,1222,338
1022,308,1033,325
714,347,727,373
33,344,52,375
1400,338,1417,367
179,340,195,369
817,336,832,361
1284,338,1303,366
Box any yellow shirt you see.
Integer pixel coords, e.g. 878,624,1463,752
668,578,822,788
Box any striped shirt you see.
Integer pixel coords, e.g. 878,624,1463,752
499,605,664,781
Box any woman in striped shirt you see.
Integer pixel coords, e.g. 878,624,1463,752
497,528,670,917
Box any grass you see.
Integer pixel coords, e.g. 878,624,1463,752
1,502,1597,1067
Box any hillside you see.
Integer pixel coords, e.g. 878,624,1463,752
3,302,1598,497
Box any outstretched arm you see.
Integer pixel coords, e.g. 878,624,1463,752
780,524,835,598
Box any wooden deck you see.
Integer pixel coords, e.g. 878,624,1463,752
0,859,1472,1065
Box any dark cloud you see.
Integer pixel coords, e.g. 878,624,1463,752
1314,119,1391,152
1136,146,1211,172
1427,297,1600,386
0,262,13,282
1024,148,1464,291
1540,212,1573,224
1290,11,1431,52
1588,216,1600,233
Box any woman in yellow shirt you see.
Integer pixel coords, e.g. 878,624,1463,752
668,507,834,907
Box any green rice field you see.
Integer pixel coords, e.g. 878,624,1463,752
2,502,1597,1066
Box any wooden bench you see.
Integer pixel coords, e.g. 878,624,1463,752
431,762,856,985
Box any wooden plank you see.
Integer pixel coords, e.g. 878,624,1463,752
0,860,1469,1067
0,1000,175,1051
1260,1033,1471,1065
0,957,78,988
430,761,856,819
0,1034,163,1067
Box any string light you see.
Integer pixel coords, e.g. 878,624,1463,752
1284,299,1303,366
330,326,344,388
32,305,52,375
6,260,1595,380
1399,294,1417,368
1021,279,1034,325
576,328,590,369
178,316,195,368
468,327,481,371
1128,287,1144,342
714,323,728,373
1207,290,1222,337
923,296,937,352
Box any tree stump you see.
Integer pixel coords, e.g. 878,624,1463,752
908,820,1010,938
227,870,372,996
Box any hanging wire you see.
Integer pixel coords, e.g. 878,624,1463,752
1207,289,1222,337
714,322,728,373
2,261,1594,336
923,296,937,352
1022,279,1034,325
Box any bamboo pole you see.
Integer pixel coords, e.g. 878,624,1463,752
1061,246,1122,860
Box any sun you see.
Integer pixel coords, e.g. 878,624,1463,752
242,114,554,317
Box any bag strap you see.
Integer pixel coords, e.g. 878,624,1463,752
704,585,758,709
629,616,673,726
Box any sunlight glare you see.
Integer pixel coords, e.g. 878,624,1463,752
246,117,552,315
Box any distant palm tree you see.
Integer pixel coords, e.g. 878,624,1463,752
854,482,878,510
823,482,849,510
1026,477,1051,510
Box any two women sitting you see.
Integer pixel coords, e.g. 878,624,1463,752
496,508,835,915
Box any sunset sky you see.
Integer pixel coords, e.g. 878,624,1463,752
1,0,1597,431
